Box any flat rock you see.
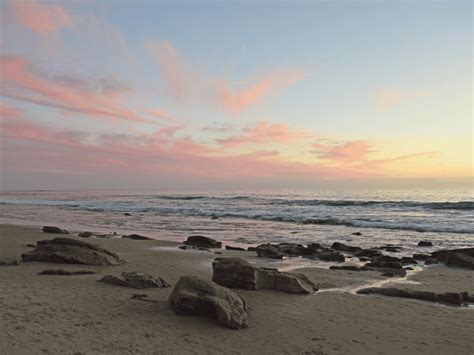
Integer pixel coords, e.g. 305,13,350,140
432,248,474,262
315,251,345,262
78,231,94,238
42,226,69,234
417,240,433,247
99,271,170,289
329,265,361,271
331,242,361,253
354,249,381,258
39,269,96,275
183,235,222,249
22,237,124,266
445,252,474,270
255,244,284,259
168,275,249,329
276,243,313,256
212,257,317,294
361,266,407,277
225,246,246,251
122,234,153,240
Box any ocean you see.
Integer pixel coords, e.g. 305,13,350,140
1,188,473,256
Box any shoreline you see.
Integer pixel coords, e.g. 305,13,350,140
1,223,474,354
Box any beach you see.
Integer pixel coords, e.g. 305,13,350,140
1,224,473,355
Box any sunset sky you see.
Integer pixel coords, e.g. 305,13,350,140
0,0,472,190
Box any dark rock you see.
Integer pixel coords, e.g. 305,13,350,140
352,232,362,236
330,242,361,253
42,226,69,234
22,237,124,266
211,214,219,220
212,257,317,294
358,257,370,262
413,253,431,261
122,234,153,240
168,275,249,329
425,257,439,265
0,258,20,266
277,243,312,256
417,240,433,247
357,287,436,302
247,247,256,252
361,266,407,277
354,249,381,258
379,246,402,252
124,213,131,216
316,251,345,262
436,292,463,305
306,243,321,251
26,244,36,248
178,245,212,252
183,235,222,249
445,252,474,269
371,255,401,263
365,261,403,269
460,292,474,303
401,257,418,265
432,248,474,262
256,244,284,259
225,246,246,251
99,272,170,289
39,269,95,275
329,265,361,271
78,232,94,238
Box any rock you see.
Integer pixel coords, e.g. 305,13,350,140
183,235,222,249
42,226,69,234
436,292,463,305
417,240,433,247
352,232,362,236
460,292,474,303
22,237,124,266
361,266,406,277
445,252,474,269
330,242,361,253
329,265,361,271
371,255,401,263
211,214,219,220
39,269,95,275
401,257,418,265
26,243,36,248
276,243,312,256
225,246,246,251
357,287,436,302
365,261,403,269
99,272,170,289
124,213,131,216
78,232,94,238
255,244,284,259
178,245,212,252
413,253,431,261
212,258,317,294
432,248,474,262
168,275,249,329
354,249,381,258
358,257,370,262
425,257,439,265
316,251,345,262
0,258,20,266
379,246,402,252
122,234,153,240
306,243,322,252
247,247,256,252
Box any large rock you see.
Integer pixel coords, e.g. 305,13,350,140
365,261,403,269
276,243,313,256
432,248,474,262
417,240,433,247
357,287,437,302
99,272,170,288
212,258,317,294
21,238,124,266
122,234,153,240
331,242,361,253
183,235,222,249
168,275,248,329
354,249,381,258
445,252,474,270
42,226,69,234
255,244,284,259
315,251,345,262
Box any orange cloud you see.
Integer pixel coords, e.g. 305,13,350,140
314,140,375,163
217,120,312,147
375,87,426,111
147,40,304,114
10,0,73,34
0,103,23,119
0,55,153,123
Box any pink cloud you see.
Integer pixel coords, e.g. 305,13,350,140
147,40,305,114
10,0,73,34
0,103,23,119
217,120,313,147
0,55,153,123
375,87,426,111
314,140,375,162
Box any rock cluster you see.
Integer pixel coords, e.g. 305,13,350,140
22,237,124,266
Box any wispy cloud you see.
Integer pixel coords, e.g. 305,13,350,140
375,87,426,112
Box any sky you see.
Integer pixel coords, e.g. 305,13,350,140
0,0,472,190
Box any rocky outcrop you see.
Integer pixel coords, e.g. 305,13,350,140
42,226,69,234
122,234,153,240
431,247,474,262
39,269,95,275
417,241,433,247
445,252,474,269
255,244,284,259
331,242,361,253
168,275,248,329
183,235,222,249
22,238,124,266
212,258,317,294
99,272,170,289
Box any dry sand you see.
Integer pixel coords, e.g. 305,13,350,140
1,224,473,354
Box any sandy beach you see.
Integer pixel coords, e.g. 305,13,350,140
0,224,473,355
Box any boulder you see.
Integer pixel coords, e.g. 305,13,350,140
354,249,381,258
247,247,256,252
124,213,131,216
432,248,474,262
436,292,463,305
78,231,94,238
401,257,418,265
212,258,317,294
316,251,345,262
417,240,433,247
225,246,246,251
276,243,312,256
122,234,153,240
379,245,402,253
329,265,361,271
445,252,474,270
255,244,283,259
357,287,436,302
425,257,439,265
42,226,69,234
99,272,170,289
330,242,361,253
365,261,403,269
168,275,248,329
352,232,362,236
361,266,406,277
183,235,222,249
21,238,124,266
371,255,401,263
413,253,430,261
306,243,322,252
39,269,95,275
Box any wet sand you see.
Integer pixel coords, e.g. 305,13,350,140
1,224,473,354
